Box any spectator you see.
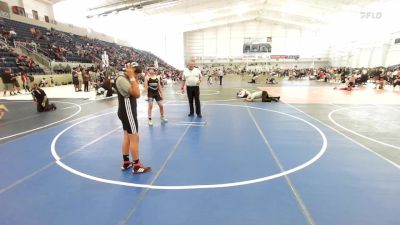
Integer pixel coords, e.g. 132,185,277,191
39,77,47,87
72,68,79,92
1,68,16,96
83,69,90,92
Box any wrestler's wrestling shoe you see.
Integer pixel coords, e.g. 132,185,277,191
121,161,133,171
133,162,151,174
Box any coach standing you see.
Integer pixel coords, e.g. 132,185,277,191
181,60,202,118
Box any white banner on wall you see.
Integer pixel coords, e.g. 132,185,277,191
243,37,272,56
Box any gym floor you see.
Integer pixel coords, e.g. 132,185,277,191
0,75,399,225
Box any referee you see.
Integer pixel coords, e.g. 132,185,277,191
181,60,203,118
115,62,151,174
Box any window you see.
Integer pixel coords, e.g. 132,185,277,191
32,10,38,20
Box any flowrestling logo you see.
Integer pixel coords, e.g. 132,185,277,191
360,11,382,19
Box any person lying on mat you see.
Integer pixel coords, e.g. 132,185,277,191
237,89,251,98
31,83,56,112
237,89,280,102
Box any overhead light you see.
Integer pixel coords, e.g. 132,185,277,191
234,3,248,16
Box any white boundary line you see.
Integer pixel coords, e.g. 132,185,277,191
328,106,400,150
284,102,400,169
175,90,220,96
246,106,316,225
1,100,85,126
0,101,82,141
50,104,327,190
174,124,206,127
167,98,240,103
61,101,94,110
175,121,206,124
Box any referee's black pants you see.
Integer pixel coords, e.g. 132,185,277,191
186,86,201,115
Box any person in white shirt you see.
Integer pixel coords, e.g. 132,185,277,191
101,51,109,68
181,60,203,118
218,69,224,86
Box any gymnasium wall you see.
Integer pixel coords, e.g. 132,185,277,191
1,0,54,21
328,35,400,68
184,20,330,63
326,1,400,68
385,33,400,67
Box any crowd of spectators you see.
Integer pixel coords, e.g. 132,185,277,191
196,62,400,90
0,42,44,75
0,17,176,75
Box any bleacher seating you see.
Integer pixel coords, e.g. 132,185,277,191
0,47,19,73
0,44,45,75
1,18,176,70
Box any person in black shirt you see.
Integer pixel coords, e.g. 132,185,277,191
31,83,56,112
144,67,167,126
11,72,22,94
115,62,150,174
103,75,113,97
1,68,15,96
